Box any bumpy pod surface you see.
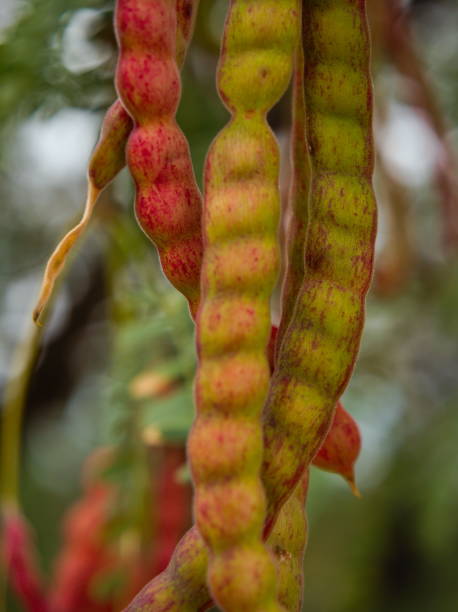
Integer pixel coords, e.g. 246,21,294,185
126,1,375,608
313,401,361,494
187,1,298,609
269,332,362,490
125,525,209,611
126,477,309,612
262,0,375,534
33,0,200,325
115,0,202,317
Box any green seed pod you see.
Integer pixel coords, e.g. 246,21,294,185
124,526,210,612
262,0,375,534
268,470,309,612
276,8,311,351
187,1,299,609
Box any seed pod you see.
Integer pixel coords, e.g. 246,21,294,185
276,11,311,351
124,525,209,612
270,331,362,493
125,481,309,612
33,0,200,325
187,1,299,609
313,402,361,496
262,0,375,535
115,0,203,318
49,479,115,612
152,445,192,576
2,507,49,612
32,101,132,325
379,0,458,250
269,471,309,612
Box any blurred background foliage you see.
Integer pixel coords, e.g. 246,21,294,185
0,0,457,610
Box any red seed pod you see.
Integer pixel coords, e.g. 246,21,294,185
312,402,361,496
49,479,116,612
151,445,192,576
33,0,200,325
2,507,49,612
115,0,203,318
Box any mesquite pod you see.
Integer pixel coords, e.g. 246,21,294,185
262,0,375,534
125,483,310,612
125,526,209,612
152,445,192,576
313,402,361,495
49,445,191,612
125,414,361,611
268,471,309,612
269,329,362,490
33,0,200,325
187,1,299,609
2,507,49,612
32,101,132,325
115,0,202,318
276,9,311,350
49,475,116,612
176,0,199,67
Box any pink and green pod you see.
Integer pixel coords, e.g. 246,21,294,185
33,0,201,325
115,0,203,318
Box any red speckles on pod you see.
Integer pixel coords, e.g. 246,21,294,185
187,1,299,610
33,1,201,326
115,0,202,317
261,0,376,533
125,1,375,609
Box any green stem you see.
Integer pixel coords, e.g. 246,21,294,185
1,321,44,508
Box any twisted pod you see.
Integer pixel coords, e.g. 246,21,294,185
32,101,132,324
186,1,299,609
33,0,200,325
